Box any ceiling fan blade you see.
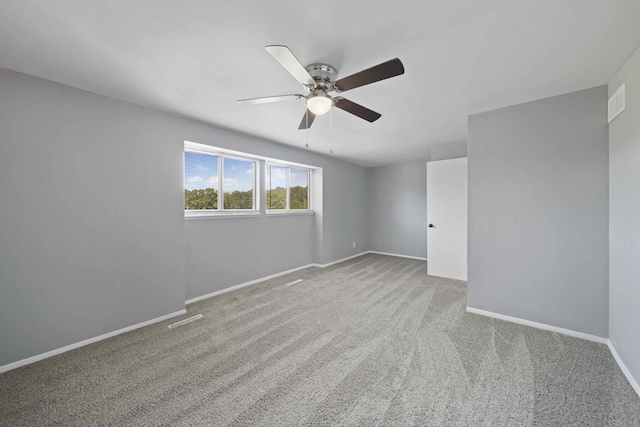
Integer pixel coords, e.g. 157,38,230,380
334,58,404,92
265,45,316,87
298,110,317,130
334,98,381,122
237,94,303,105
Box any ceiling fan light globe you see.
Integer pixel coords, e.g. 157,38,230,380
307,95,332,116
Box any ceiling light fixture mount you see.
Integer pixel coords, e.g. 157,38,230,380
305,63,338,91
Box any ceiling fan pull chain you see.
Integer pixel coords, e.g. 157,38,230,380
330,108,334,154
305,109,309,148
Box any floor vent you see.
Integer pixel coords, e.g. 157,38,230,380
285,279,304,287
168,314,203,329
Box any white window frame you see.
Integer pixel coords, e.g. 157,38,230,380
265,162,312,214
184,141,259,218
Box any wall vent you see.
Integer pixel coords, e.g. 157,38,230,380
285,279,304,287
168,314,203,329
608,83,626,124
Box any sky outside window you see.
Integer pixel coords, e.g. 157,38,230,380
290,169,308,189
222,158,254,193
223,157,254,209
184,151,218,191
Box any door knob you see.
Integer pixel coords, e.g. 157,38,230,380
428,224,434,228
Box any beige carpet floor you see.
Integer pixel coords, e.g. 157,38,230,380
1,254,639,426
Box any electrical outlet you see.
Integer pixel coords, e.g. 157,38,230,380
353,242,356,248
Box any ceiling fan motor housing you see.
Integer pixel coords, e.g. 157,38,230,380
305,63,338,92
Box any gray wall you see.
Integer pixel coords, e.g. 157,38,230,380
185,138,369,300
186,214,314,300
467,86,609,337
430,142,467,161
0,68,369,366
368,160,428,259
0,68,186,366
317,161,369,263
608,44,640,386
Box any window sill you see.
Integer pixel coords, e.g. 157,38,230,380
266,210,315,217
185,211,261,220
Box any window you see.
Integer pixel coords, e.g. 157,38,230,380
184,141,315,218
184,151,219,210
222,157,255,210
266,164,310,211
184,143,257,216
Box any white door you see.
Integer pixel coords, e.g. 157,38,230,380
427,157,467,281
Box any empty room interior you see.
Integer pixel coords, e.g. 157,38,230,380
1,1,640,425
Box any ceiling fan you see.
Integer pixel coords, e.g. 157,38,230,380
237,45,405,129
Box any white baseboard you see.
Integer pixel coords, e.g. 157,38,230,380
185,263,317,305
313,251,370,268
465,306,608,344
607,341,640,398
466,306,640,399
0,309,187,374
187,252,372,305
367,250,427,261
187,251,425,305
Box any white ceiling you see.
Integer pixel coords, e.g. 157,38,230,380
1,1,640,167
